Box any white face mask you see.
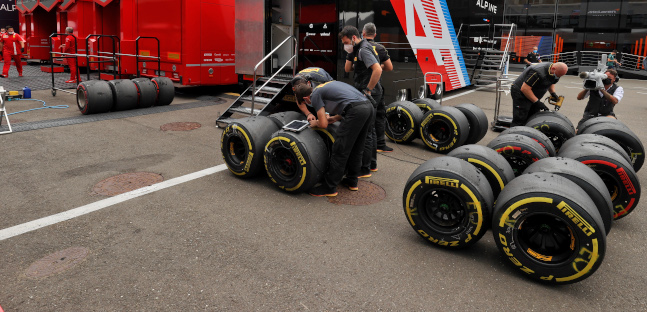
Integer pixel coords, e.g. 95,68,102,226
8,31,13,35
344,44,353,54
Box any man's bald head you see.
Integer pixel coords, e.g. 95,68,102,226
551,62,568,77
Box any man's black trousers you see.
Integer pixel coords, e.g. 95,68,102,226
510,86,545,127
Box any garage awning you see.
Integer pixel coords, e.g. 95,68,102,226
39,0,61,12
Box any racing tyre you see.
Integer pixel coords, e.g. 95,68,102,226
107,79,139,111
525,114,575,152
403,156,494,248
455,103,489,145
419,106,469,153
412,98,440,114
528,111,574,130
76,80,113,115
385,101,423,143
220,116,280,178
501,126,556,156
558,143,641,219
448,144,515,201
492,172,606,284
264,128,329,192
576,116,625,134
487,134,548,176
560,134,632,166
132,78,157,108
268,111,306,128
152,77,175,106
579,122,644,172
523,157,613,234
313,123,339,156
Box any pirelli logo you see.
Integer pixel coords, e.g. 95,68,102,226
557,201,595,236
424,177,459,188
616,168,636,195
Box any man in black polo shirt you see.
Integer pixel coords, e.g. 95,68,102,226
290,67,334,121
525,46,542,68
294,81,374,197
576,69,623,130
510,62,568,127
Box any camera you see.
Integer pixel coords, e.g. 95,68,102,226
579,54,607,90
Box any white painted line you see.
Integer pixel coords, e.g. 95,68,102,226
563,86,583,89
638,92,647,95
0,164,229,241
443,89,478,101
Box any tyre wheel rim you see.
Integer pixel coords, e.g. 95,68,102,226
544,132,567,150
269,147,298,180
425,119,452,144
517,213,576,264
77,91,87,110
227,137,247,165
503,155,531,176
387,112,411,137
420,189,467,234
598,171,620,201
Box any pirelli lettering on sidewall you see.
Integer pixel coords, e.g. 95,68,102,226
557,201,595,236
425,176,460,188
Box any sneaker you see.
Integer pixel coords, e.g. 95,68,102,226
65,79,77,84
370,163,378,172
377,145,394,152
341,178,359,191
358,169,372,178
18,74,23,77
309,185,338,197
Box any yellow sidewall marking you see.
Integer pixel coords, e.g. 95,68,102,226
314,128,335,143
498,197,553,228
405,180,422,226
468,158,505,190
557,239,599,282
460,184,483,236
285,168,307,191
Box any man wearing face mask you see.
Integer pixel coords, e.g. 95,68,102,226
290,67,334,121
576,69,623,130
339,25,383,177
525,46,542,68
510,62,568,127
0,26,25,78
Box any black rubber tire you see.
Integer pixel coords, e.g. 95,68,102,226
264,128,329,192
560,134,632,166
313,123,339,156
501,126,556,157
107,79,139,111
403,156,494,248
492,172,606,284
412,98,440,114
528,111,574,130
220,116,280,178
132,78,157,108
419,106,470,153
76,80,113,115
558,143,641,220
152,77,175,106
385,101,424,143
576,116,626,134
455,103,489,145
448,144,515,201
487,134,548,176
268,111,307,128
429,82,444,100
523,157,613,234
525,114,576,152
580,122,644,172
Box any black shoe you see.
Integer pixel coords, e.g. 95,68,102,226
341,178,359,191
358,168,372,178
377,145,394,152
309,185,338,197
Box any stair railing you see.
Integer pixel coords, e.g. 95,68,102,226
252,36,298,115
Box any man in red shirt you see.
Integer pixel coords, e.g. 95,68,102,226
0,26,25,78
59,27,80,83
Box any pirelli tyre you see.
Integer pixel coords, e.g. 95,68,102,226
560,134,632,166
487,134,548,176
268,111,307,128
492,172,606,284
152,77,175,106
528,111,574,131
385,101,423,143
523,157,613,234
412,98,440,114
579,122,644,172
107,79,139,111
419,106,470,153
264,128,329,192
313,123,339,156
558,143,641,220
448,144,515,201
403,156,494,249
455,103,489,145
501,126,556,157
132,78,157,108
76,80,113,115
525,114,576,152
576,116,625,134
220,116,280,178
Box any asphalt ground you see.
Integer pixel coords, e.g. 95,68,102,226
1,71,647,311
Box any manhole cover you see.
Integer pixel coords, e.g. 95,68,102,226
25,247,90,279
92,172,164,196
328,181,386,205
160,122,201,131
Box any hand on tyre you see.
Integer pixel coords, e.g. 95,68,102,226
306,113,316,122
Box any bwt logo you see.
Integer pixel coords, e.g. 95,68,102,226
0,4,16,12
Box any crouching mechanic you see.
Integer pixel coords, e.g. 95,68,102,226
294,81,374,197
290,67,334,121
576,69,623,130
510,62,568,127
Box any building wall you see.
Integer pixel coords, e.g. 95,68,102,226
0,0,19,29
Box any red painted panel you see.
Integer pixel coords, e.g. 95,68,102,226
58,0,73,10
200,1,236,84
93,0,113,7
136,0,182,63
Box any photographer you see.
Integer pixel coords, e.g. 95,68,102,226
510,62,568,127
576,69,623,130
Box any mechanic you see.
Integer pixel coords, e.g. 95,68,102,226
0,26,25,78
524,46,542,68
59,27,81,84
290,67,334,121
510,62,568,127
607,50,621,70
339,25,382,177
576,69,623,130
294,81,374,197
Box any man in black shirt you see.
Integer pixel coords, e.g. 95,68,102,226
290,67,334,121
510,62,568,127
525,46,542,68
294,81,374,197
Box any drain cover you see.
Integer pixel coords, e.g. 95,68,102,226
25,247,90,279
328,181,386,205
160,122,201,131
92,172,164,196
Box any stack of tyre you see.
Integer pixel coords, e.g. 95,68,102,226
76,77,175,115
402,117,643,284
220,111,337,193
384,98,489,153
